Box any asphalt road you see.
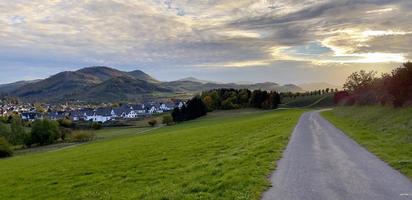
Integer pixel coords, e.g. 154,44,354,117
262,111,412,200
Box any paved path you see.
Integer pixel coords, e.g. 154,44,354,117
262,111,412,200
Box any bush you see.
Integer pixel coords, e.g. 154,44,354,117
162,115,173,126
27,119,60,146
148,119,157,127
0,137,13,158
91,122,102,130
58,118,72,128
59,127,73,141
69,131,96,142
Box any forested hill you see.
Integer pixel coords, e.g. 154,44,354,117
0,66,303,103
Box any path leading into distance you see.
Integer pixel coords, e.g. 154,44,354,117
262,111,412,200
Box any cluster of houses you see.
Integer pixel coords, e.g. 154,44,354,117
1,102,185,123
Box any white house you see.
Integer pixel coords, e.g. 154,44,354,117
85,108,113,123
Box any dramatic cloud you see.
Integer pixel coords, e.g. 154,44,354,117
0,0,411,85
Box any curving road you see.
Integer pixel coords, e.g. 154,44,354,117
262,111,412,200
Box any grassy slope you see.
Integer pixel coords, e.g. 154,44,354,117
322,106,412,179
0,109,304,200
281,93,334,108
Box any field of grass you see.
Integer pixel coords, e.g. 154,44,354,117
94,127,152,139
322,106,412,179
0,109,304,200
281,93,334,108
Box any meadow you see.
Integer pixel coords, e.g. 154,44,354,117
322,106,412,179
281,93,334,108
0,109,304,200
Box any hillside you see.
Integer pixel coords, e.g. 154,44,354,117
82,76,171,102
281,93,335,108
7,67,168,103
0,109,304,199
0,80,40,93
3,66,303,103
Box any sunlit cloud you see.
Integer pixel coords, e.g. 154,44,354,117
194,60,271,68
362,30,412,37
366,7,395,14
218,30,262,39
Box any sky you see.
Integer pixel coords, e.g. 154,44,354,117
0,0,411,85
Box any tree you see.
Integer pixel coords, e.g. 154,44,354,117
238,89,251,107
250,90,269,108
185,96,207,120
0,122,11,142
172,106,185,122
0,137,12,158
343,70,377,91
27,119,60,146
171,96,207,122
9,117,26,145
387,62,412,107
34,103,46,113
202,95,214,111
162,115,173,126
148,119,157,127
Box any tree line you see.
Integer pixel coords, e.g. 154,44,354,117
281,88,338,99
171,89,281,123
336,62,412,107
201,89,281,111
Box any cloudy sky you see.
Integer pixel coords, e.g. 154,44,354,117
0,0,411,85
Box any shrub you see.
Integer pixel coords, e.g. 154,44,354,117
162,115,173,126
148,119,157,127
58,118,73,128
70,131,96,142
0,137,13,158
59,127,73,141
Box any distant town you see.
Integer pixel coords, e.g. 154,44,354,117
0,99,185,123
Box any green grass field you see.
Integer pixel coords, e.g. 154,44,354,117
322,106,412,179
281,93,334,108
0,109,304,200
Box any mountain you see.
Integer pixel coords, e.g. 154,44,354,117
177,77,218,84
128,70,160,83
163,80,302,94
5,66,304,103
299,82,341,91
80,76,170,102
8,66,168,102
0,80,40,93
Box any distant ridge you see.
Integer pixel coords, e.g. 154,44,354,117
177,77,216,84
1,66,304,103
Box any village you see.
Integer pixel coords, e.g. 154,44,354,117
0,100,185,123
